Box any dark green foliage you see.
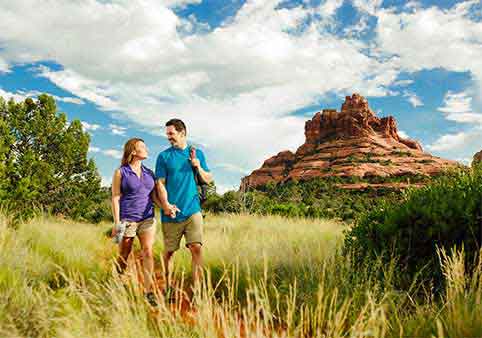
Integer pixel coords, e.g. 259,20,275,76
390,150,412,157
204,176,404,222
344,167,482,290
0,95,108,223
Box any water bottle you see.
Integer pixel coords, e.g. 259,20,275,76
112,222,126,244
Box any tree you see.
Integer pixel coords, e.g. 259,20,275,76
0,94,107,222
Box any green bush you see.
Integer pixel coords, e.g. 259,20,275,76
344,167,482,290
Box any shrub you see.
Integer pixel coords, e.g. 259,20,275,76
344,167,482,290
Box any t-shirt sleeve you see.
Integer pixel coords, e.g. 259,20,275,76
155,154,166,180
197,149,210,172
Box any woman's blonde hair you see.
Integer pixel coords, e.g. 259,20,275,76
121,138,144,166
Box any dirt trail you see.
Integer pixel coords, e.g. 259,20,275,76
123,249,250,338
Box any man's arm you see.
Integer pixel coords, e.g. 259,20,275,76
195,166,213,184
191,149,213,184
155,178,170,210
154,154,178,218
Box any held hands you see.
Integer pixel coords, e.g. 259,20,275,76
162,203,181,218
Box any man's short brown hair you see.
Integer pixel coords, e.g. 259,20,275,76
165,119,186,134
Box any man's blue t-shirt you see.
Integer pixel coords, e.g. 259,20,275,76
155,145,209,223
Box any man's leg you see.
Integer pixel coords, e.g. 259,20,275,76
162,250,175,288
138,225,156,293
187,243,203,287
161,220,183,289
185,212,204,288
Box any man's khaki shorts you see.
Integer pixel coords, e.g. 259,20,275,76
122,218,156,238
161,212,203,252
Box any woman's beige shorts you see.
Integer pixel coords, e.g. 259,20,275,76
161,212,203,252
123,218,156,238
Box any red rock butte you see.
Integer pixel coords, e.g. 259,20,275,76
241,93,459,190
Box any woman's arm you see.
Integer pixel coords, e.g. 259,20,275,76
111,169,122,235
150,188,162,209
156,178,180,218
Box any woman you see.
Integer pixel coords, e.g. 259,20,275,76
111,138,160,307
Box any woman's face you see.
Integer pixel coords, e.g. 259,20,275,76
133,141,148,160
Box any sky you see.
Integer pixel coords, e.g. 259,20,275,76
0,0,481,193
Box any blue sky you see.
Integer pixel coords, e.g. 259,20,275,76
0,0,481,193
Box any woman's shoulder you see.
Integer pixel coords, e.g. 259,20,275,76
116,165,129,177
142,165,155,176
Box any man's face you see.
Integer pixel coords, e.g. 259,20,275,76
165,125,185,147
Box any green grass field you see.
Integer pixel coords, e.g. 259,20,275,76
1,213,481,337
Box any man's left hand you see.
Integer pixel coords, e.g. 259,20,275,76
191,158,200,169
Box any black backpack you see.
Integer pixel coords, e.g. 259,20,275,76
190,146,209,206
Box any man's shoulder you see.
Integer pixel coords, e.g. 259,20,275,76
195,147,206,157
157,146,174,159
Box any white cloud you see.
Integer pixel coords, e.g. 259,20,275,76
428,89,482,156
393,79,414,87
428,129,481,153
109,124,127,136
215,183,238,195
0,57,9,73
160,0,202,9
0,87,29,102
436,90,482,124
88,146,101,153
438,91,473,114
398,130,409,139
56,96,84,105
213,163,250,175
2,0,481,187
0,0,406,177
82,121,102,132
103,149,123,159
89,145,122,159
0,86,84,105
352,0,383,16
318,0,344,17
375,2,482,93
37,66,117,109
101,176,111,187
403,91,423,107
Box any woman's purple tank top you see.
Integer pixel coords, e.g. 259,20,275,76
119,164,155,222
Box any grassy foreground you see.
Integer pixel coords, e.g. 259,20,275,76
0,213,481,337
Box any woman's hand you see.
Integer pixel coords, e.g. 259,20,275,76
111,225,118,238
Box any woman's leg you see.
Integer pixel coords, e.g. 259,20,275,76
138,226,156,293
117,236,134,274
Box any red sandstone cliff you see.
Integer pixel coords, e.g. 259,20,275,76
241,93,459,190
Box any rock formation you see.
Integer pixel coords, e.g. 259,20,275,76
473,150,482,167
241,93,459,190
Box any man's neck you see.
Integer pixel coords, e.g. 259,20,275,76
174,141,188,150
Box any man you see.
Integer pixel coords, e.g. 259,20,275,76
155,118,213,295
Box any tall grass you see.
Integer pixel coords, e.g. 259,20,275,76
1,213,481,337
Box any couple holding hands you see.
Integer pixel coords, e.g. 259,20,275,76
110,118,212,307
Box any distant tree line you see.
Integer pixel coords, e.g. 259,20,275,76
203,177,406,222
